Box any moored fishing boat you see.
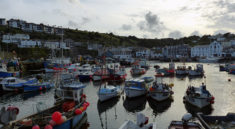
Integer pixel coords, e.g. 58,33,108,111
23,80,54,92
141,76,154,83
183,83,214,108
168,62,175,75
197,112,235,129
92,67,110,81
97,84,122,102
3,77,89,129
119,113,156,129
109,66,127,82
139,59,150,69
66,63,80,73
175,66,188,76
130,64,146,76
120,58,135,66
148,81,174,101
188,64,204,76
0,62,20,78
229,69,235,74
154,65,160,69
76,64,93,82
219,64,226,71
1,77,37,92
155,68,172,77
124,79,148,98
168,113,202,129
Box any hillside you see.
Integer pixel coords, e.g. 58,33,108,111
1,25,230,48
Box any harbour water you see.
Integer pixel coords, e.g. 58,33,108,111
0,62,234,129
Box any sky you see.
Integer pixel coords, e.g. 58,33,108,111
0,0,235,39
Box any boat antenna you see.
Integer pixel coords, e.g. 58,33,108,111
114,106,117,119
105,111,107,129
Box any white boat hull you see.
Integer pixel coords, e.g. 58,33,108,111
149,92,171,101
184,96,211,108
98,92,119,102
125,88,147,98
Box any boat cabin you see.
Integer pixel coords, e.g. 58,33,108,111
125,79,146,88
57,78,86,102
0,77,25,85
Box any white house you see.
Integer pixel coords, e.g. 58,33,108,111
191,45,209,57
7,19,26,29
44,41,69,49
209,41,223,57
109,47,132,59
33,24,44,32
162,44,191,58
21,23,33,32
0,18,6,25
191,41,223,57
44,25,55,34
2,34,30,44
136,48,151,58
54,28,63,35
18,40,42,48
44,41,59,49
150,50,163,59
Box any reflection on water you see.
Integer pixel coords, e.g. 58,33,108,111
22,90,49,100
184,101,214,116
0,92,22,104
92,81,105,86
97,97,119,129
147,97,173,117
123,96,147,113
0,62,234,129
97,97,119,115
0,90,52,103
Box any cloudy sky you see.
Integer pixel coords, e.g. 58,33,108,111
0,0,235,38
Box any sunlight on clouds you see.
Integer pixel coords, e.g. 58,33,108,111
0,0,233,38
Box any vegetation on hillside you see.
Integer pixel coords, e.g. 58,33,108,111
0,25,213,48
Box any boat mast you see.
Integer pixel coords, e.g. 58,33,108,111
60,27,64,64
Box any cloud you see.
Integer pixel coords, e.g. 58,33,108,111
208,14,235,29
68,20,79,28
214,30,228,35
53,9,72,18
203,0,235,31
121,24,132,30
68,17,89,28
213,0,235,13
190,31,200,36
81,17,89,25
168,30,183,39
68,0,79,4
137,11,166,35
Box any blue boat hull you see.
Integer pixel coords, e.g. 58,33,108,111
23,83,53,92
3,78,37,92
54,112,87,129
0,71,20,78
229,70,235,74
78,75,91,82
